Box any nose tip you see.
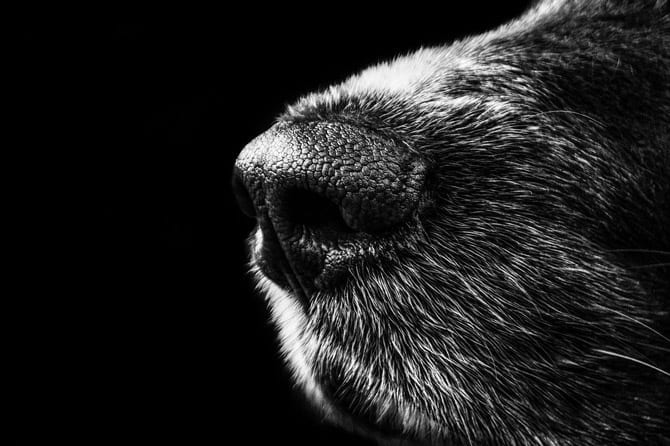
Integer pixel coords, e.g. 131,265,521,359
234,120,425,290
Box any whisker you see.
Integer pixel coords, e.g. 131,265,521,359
594,306,670,344
594,349,670,378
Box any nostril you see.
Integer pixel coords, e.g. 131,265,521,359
232,168,256,219
283,188,354,236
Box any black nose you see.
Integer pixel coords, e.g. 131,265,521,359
233,120,425,294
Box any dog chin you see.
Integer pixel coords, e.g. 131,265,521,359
251,265,436,445
249,227,429,442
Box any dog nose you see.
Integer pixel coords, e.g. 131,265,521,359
233,120,425,293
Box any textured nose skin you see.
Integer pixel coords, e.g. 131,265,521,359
234,120,425,292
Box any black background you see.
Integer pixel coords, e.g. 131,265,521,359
14,3,531,445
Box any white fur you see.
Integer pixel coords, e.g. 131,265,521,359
251,230,338,419
252,225,444,439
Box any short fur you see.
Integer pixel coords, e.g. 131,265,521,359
241,0,669,444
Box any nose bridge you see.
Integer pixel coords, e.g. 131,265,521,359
235,121,425,232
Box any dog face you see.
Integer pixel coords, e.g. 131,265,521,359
234,1,670,444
